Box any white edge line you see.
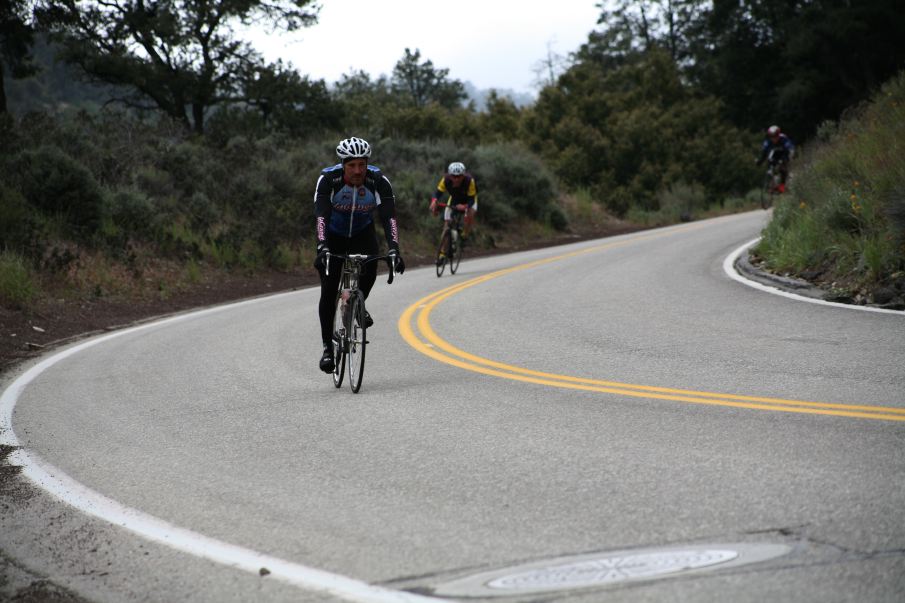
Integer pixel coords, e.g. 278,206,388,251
724,238,905,316
0,290,439,603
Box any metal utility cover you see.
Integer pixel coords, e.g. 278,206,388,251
431,543,792,597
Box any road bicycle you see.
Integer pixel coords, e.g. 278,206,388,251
760,149,786,209
435,209,465,277
326,252,395,393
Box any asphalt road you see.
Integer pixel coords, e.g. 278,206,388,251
2,211,904,602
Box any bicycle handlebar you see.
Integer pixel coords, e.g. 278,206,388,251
325,252,396,284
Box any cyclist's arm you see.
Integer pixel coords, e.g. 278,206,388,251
433,177,451,207
375,172,400,249
313,172,334,245
756,140,769,165
465,178,477,209
784,137,795,159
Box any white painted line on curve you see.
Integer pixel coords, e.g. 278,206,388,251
724,238,905,316
0,289,438,603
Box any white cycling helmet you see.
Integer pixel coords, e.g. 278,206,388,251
448,161,466,175
336,136,372,160
767,125,781,137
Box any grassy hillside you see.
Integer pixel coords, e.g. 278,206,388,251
0,111,632,312
0,109,765,315
754,72,905,307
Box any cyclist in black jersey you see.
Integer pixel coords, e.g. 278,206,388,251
313,137,405,373
756,125,795,192
430,161,478,244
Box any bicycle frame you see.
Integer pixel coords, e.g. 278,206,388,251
325,252,395,392
760,150,786,209
435,209,466,277
766,150,787,190
449,209,465,235
444,210,464,249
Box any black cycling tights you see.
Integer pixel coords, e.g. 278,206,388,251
318,224,379,347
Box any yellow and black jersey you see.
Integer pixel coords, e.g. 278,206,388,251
435,173,477,207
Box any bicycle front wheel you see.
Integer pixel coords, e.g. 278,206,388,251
450,230,462,274
347,293,367,393
436,231,449,277
332,294,346,388
760,174,772,209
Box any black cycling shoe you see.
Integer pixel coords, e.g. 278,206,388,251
364,311,373,328
319,346,335,373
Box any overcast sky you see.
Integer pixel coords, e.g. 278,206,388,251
246,0,602,95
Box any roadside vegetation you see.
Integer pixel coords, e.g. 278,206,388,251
755,73,905,307
1,0,903,314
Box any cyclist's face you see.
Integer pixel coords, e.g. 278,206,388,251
343,158,368,186
450,174,464,185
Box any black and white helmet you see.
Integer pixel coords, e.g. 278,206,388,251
336,137,371,160
448,161,466,175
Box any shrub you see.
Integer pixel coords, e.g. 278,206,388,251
758,70,905,289
185,191,220,234
270,243,297,271
657,181,707,221
105,188,157,239
472,143,559,223
11,145,105,239
0,251,39,310
757,198,829,272
0,185,42,257
547,206,569,231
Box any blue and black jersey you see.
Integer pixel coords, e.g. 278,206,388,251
758,134,795,165
314,164,399,248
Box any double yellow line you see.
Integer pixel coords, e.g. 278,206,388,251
398,239,905,422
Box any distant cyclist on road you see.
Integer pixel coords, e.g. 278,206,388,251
756,125,795,193
313,136,405,373
430,161,478,247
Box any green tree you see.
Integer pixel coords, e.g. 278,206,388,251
36,0,319,133
526,49,756,216
331,69,395,133
692,0,905,137
391,48,466,109
590,0,905,139
332,55,472,139
0,0,38,113
479,90,522,143
243,60,340,135
591,0,705,67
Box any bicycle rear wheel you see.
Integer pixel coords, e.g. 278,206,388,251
347,293,367,393
450,229,462,274
331,294,346,388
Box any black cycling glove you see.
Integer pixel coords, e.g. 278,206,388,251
388,247,405,274
314,243,329,272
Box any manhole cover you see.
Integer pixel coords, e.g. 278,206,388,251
432,543,791,597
